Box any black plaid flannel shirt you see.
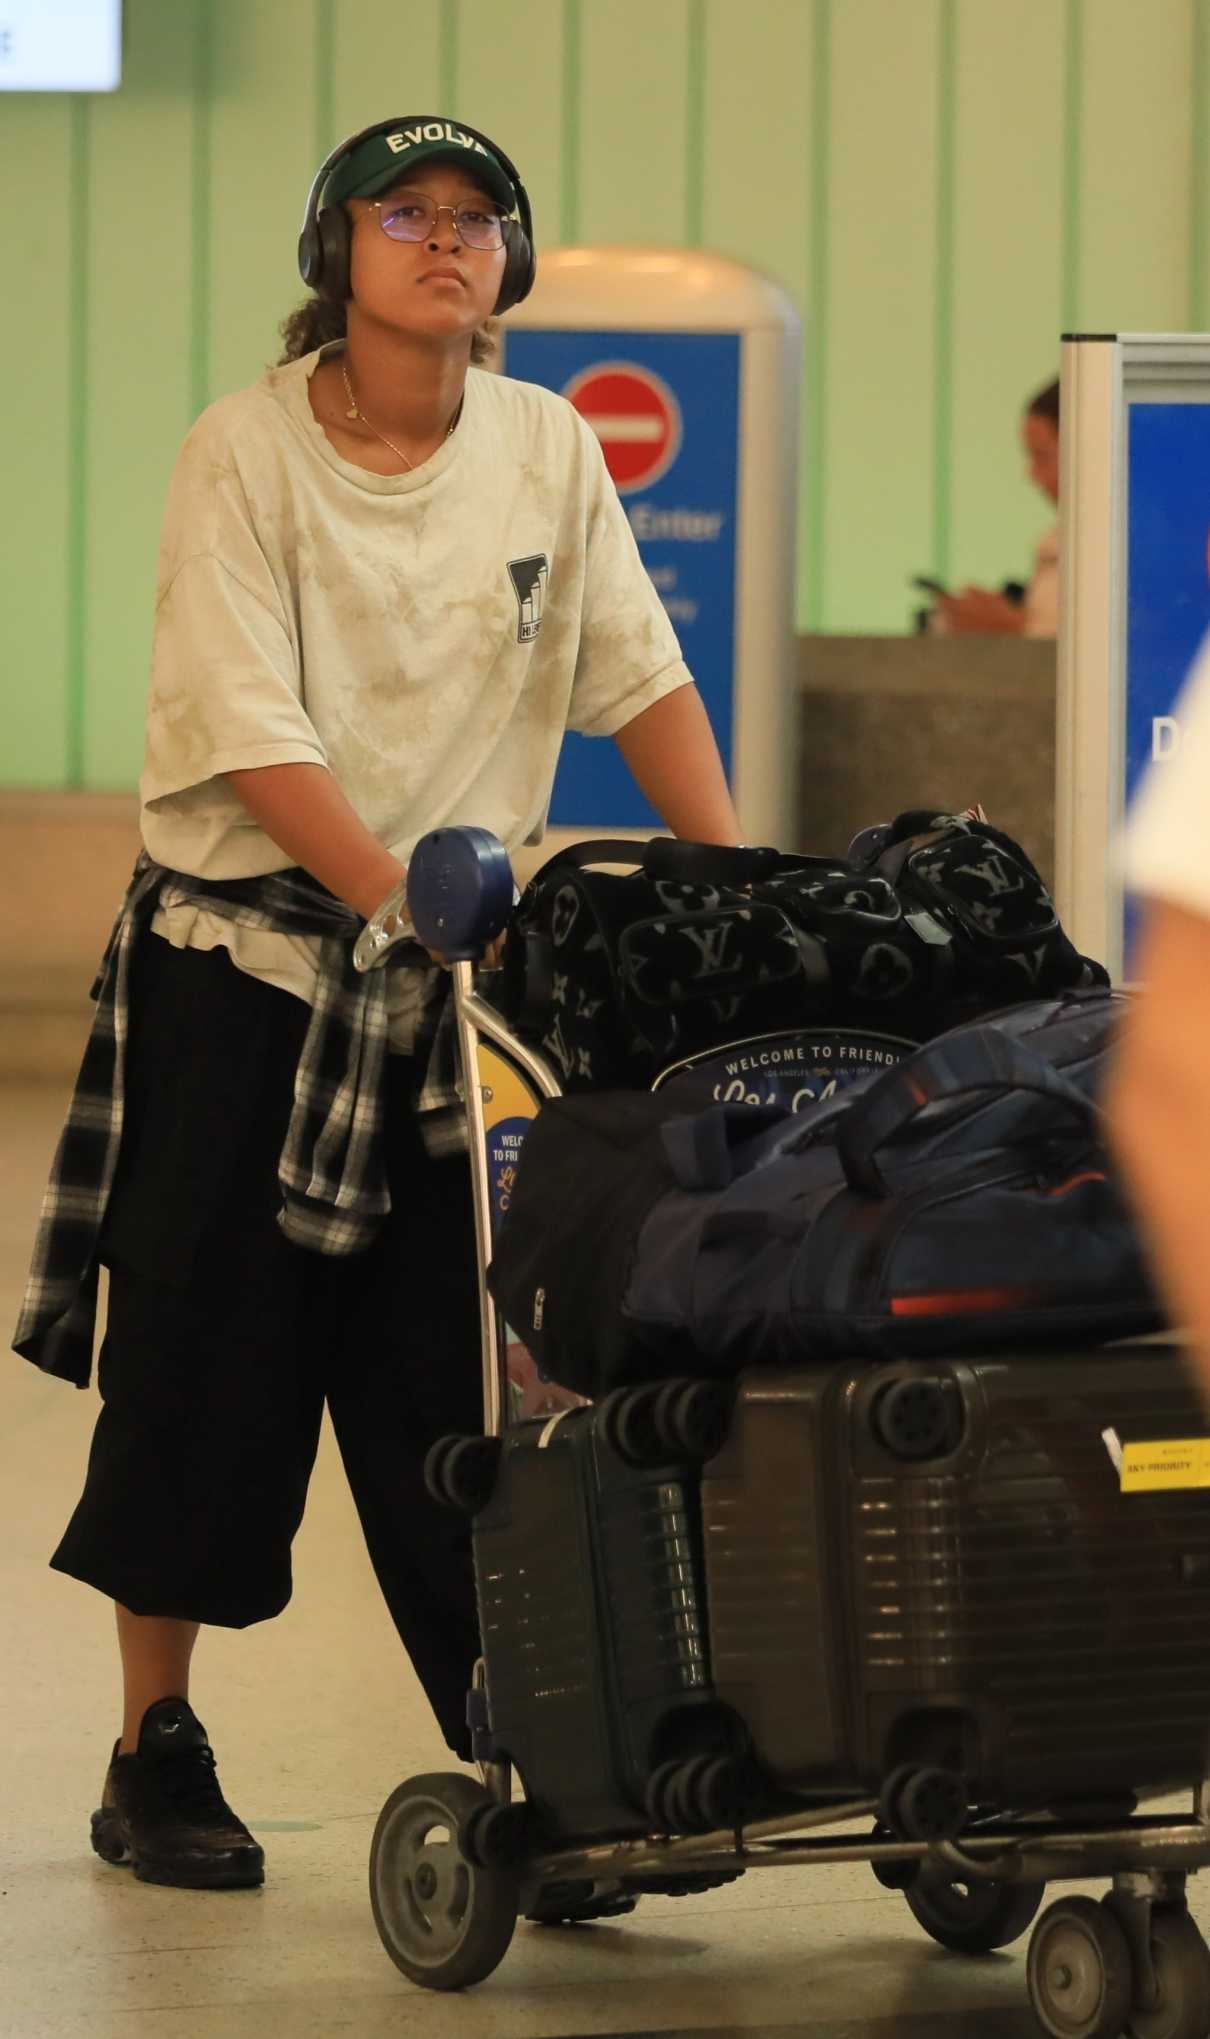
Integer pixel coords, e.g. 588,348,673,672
12,855,462,1387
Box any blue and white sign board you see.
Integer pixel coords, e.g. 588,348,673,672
505,329,740,829
1056,335,1210,978
502,248,800,847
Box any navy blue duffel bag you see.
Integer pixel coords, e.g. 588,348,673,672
487,990,1165,1397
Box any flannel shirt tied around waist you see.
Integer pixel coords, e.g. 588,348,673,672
12,853,462,1387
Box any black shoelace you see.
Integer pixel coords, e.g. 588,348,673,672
155,1746,236,1826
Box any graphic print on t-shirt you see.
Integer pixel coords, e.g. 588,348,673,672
507,553,549,643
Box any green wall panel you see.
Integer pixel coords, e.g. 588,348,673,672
1076,0,1194,333
328,0,443,147
0,97,74,784
81,0,204,788
700,0,814,629
5,0,1210,787
577,0,692,244
453,0,567,254
205,0,319,404
823,0,942,633
948,0,1064,600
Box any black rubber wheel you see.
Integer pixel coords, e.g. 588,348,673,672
652,1378,733,1462
439,1436,502,1515
423,1434,463,1508
693,1754,748,1830
668,1754,717,1833
645,1758,683,1831
369,1772,517,1991
598,1384,666,1468
874,1376,954,1460
458,1799,532,1871
869,1819,920,1892
882,1763,969,1843
904,1866,1045,1954
1125,1907,1210,2039
1027,1896,1134,2039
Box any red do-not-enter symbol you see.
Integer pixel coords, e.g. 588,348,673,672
561,361,683,494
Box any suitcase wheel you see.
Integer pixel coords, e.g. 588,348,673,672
600,1379,732,1469
425,1435,503,1514
873,1378,959,1461
652,1379,733,1462
598,1386,668,1468
879,1763,968,1843
904,1864,1045,1957
869,1819,920,1892
458,1799,534,1871
369,1772,518,1991
646,1753,747,1834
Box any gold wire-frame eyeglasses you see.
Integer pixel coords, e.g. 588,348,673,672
368,197,511,252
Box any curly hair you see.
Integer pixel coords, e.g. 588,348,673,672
278,298,496,366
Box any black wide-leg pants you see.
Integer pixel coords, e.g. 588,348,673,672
52,931,483,1758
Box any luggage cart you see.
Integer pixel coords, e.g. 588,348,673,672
355,825,1210,2039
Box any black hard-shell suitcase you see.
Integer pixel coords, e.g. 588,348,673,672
701,1347,1210,1815
473,1395,741,1841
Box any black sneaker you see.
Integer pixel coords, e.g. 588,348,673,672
89,1697,265,1889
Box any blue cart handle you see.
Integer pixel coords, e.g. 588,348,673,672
407,827,517,963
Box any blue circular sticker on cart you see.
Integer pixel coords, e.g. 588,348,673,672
653,1028,915,1113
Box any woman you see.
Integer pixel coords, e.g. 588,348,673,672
940,377,1061,637
14,114,740,1890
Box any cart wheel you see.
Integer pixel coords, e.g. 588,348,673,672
1027,1896,1133,2039
1125,1907,1210,2039
369,1773,517,1992
904,1864,1044,1953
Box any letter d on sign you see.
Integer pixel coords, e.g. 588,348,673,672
1152,716,1180,761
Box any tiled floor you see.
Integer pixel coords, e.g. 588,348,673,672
1,1081,1204,2039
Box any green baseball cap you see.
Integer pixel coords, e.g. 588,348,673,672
325,119,515,212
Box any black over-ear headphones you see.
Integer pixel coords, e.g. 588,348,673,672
297,115,535,315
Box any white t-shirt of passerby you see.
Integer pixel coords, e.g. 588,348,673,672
1124,625,1210,918
141,345,692,1036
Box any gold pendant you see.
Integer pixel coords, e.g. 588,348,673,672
345,406,359,420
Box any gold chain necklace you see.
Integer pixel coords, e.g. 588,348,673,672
340,359,461,470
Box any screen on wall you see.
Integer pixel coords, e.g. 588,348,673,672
0,2,121,90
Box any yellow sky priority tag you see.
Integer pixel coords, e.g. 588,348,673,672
1103,1427,1210,1493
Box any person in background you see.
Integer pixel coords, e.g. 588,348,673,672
1110,633,1210,1403
938,378,1061,638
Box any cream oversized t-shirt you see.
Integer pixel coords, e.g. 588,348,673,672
142,344,692,1029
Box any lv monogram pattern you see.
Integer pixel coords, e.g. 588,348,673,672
502,819,1107,1092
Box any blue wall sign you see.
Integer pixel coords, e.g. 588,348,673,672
504,328,741,829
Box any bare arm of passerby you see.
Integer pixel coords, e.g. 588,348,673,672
1109,899,1210,1399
